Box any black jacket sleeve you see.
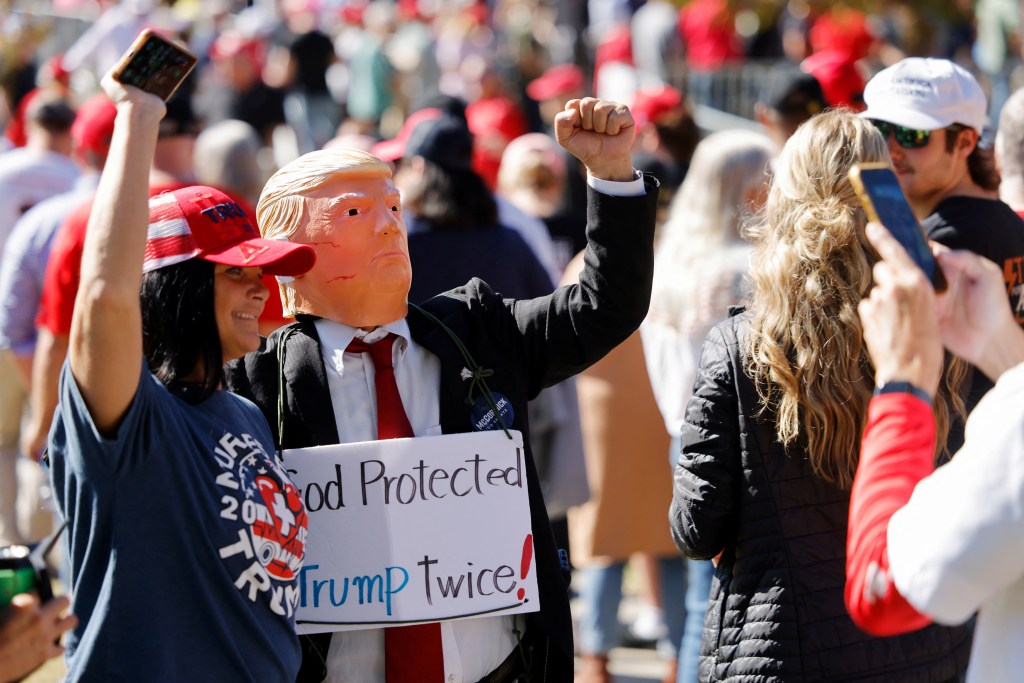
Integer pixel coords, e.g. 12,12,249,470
509,178,660,396
670,321,742,560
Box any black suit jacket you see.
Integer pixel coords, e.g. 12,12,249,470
225,178,659,682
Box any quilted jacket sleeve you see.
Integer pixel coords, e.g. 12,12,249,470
670,320,742,560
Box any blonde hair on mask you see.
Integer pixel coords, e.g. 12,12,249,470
745,109,965,487
257,148,392,315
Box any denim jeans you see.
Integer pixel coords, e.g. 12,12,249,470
578,556,686,657
678,558,712,682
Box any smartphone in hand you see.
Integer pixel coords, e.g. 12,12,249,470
849,163,947,292
111,29,197,102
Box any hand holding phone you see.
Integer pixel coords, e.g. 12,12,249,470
858,222,945,395
111,29,197,102
849,163,947,292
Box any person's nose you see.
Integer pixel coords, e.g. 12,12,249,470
377,205,404,237
250,274,268,301
886,134,905,162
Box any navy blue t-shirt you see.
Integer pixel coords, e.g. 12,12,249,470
49,363,306,682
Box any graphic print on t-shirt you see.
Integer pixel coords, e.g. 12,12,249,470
253,473,307,580
213,429,308,617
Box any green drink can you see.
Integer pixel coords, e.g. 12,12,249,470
0,545,36,607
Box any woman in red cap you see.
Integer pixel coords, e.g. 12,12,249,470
45,67,316,681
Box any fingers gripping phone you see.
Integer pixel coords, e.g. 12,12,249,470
111,29,197,101
849,163,948,292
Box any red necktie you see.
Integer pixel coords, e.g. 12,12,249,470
346,333,445,683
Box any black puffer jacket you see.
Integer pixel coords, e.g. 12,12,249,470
670,312,971,682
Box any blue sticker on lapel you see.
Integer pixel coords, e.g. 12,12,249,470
470,393,514,432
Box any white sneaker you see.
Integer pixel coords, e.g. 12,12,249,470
629,604,668,642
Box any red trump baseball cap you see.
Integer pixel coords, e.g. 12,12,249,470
144,186,316,275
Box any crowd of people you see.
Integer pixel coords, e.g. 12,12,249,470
0,1,1023,683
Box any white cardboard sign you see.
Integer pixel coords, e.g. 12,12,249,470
282,430,540,634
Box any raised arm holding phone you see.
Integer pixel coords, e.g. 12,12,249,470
46,40,317,681
846,222,1024,682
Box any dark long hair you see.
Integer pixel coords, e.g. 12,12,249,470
401,160,498,228
140,258,223,401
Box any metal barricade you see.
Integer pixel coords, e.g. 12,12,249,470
685,61,778,120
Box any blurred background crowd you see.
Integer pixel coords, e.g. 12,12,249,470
2,0,1018,181
1,1,1022,681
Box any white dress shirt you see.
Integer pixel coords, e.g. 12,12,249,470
314,319,518,683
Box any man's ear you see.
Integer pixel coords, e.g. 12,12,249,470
957,127,979,157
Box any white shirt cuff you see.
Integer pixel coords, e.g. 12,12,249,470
587,169,645,196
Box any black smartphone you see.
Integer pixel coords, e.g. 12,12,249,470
849,163,947,292
111,29,197,102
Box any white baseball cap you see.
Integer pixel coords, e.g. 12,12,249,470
861,57,987,132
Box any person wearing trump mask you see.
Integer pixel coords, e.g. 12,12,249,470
226,97,659,683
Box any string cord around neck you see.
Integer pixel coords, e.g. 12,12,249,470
408,302,513,440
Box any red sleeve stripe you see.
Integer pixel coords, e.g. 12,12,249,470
845,393,935,635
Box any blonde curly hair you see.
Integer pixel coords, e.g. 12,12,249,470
745,109,965,487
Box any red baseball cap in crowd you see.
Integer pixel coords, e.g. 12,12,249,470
631,85,685,128
144,186,316,275
526,64,584,102
371,107,442,162
71,94,117,164
209,32,265,67
801,50,865,111
465,97,527,145
810,8,872,62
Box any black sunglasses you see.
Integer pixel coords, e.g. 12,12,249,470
870,120,932,149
